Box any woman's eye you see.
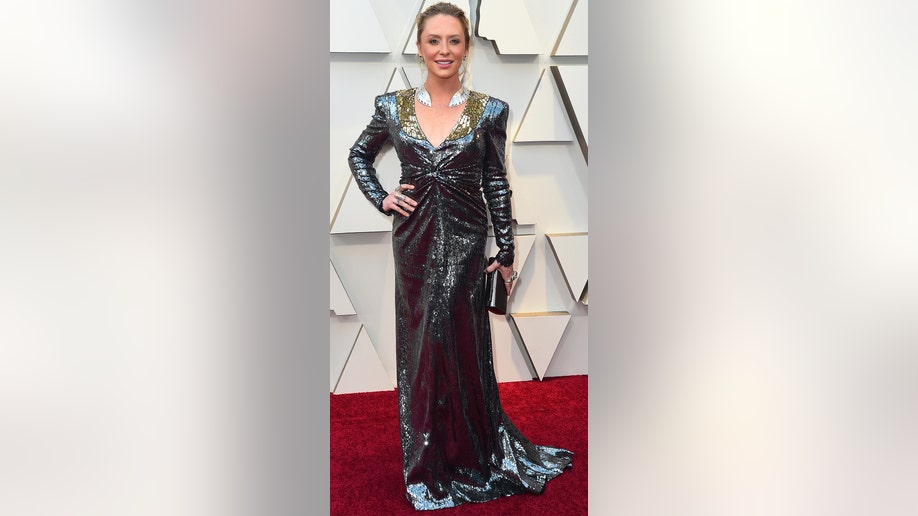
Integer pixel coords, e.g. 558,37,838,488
428,39,438,45
450,39,460,45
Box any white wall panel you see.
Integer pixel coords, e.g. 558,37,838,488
383,67,400,93
330,0,390,54
477,0,541,55
544,307,588,377
513,68,575,143
490,313,535,382
552,0,588,56
522,0,578,55
400,66,423,88
486,234,536,282
330,175,393,234
329,60,400,222
509,311,572,379
330,317,363,391
546,232,589,302
329,261,357,315
334,326,394,394
329,232,398,385
368,0,425,54
509,143,588,230
554,65,589,148
331,0,588,392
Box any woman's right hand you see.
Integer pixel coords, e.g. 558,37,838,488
383,184,417,217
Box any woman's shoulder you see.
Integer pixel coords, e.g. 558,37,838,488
469,90,509,119
366,90,411,120
372,90,403,106
469,90,507,106
373,89,418,111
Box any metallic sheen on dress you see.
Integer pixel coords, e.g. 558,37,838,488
348,89,572,511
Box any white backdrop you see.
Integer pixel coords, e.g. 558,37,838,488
330,0,588,393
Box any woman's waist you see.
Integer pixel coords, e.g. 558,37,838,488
400,164,480,183
399,180,484,203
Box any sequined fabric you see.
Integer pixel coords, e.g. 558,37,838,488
348,90,573,511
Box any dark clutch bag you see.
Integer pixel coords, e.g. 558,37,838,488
484,257,508,315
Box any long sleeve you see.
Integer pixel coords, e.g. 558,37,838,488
482,100,514,266
348,95,393,215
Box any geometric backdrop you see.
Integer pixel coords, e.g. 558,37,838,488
330,0,588,393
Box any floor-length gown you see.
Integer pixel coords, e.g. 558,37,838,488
348,88,572,510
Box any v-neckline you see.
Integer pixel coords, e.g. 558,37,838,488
412,97,468,149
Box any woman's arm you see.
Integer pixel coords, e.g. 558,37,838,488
348,95,393,215
482,100,515,268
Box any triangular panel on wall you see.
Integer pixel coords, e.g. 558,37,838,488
490,312,535,382
477,0,541,55
330,0,390,53
330,176,393,234
399,66,423,89
551,65,588,162
402,0,472,54
513,68,575,143
508,312,571,380
328,171,351,224
383,67,401,93
334,326,394,394
486,234,536,282
330,260,357,315
546,232,589,302
330,317,363,392
329,61,402,223
552,0,588,56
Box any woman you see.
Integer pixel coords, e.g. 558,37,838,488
347,2,572,510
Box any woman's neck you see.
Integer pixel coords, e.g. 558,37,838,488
423,79,463,105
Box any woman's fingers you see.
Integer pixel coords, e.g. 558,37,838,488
390,184,418,215
484,262,516,289
387,184,419,216
396,185,418,209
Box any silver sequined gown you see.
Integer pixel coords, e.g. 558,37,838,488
348,89,572,511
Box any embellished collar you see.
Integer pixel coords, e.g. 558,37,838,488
415,84,470,108
396,89,489,146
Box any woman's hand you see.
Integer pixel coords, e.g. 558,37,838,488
485,260,517,295
383,184,417,217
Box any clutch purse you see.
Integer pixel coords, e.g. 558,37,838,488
484,257,508,315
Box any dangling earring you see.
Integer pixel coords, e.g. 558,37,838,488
459,55,467,76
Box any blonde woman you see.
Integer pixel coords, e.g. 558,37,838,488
348,3,572,510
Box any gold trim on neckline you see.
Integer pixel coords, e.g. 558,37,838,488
396,89,489,147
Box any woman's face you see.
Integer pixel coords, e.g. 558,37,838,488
417,14,468,83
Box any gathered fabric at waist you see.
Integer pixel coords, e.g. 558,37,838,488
400,162,481,189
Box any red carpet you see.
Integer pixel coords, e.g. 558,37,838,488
330,375,587,515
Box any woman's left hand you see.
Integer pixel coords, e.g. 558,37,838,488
485,260,517,295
